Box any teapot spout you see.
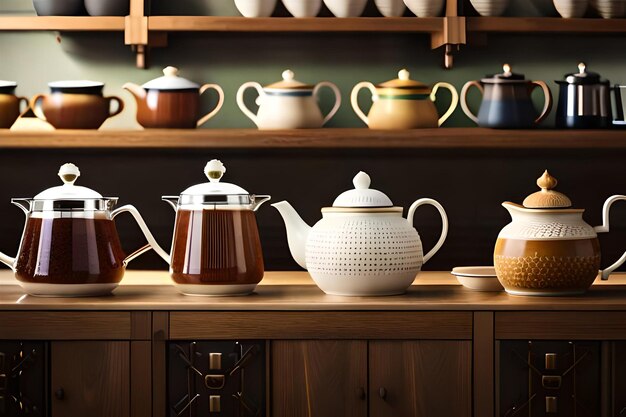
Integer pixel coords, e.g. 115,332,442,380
271,201,311,270
11,198,31,215
123,82,147,102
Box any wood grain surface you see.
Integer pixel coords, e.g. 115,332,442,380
51,341,130,417
496,312,626,339
369,340,472,417
0,16,125,30
474,312,495,417
272,340,367,417
169,311,472,340
467,17,626,33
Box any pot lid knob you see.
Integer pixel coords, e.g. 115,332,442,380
398,69,410,81
353,171,371,189
204,159,226,183
282,69,295,81
522,170,572,209
163,66,179,77
333,171,393,208
578,62,587,75
58,163,80,185
503,63,512,76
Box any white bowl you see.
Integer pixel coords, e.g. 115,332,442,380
375,0,406,16
403,0,444,16
282,0,322,16
553,0,588,17
324,0,368,17
470,0,509,15
451,266,504,292
591,0,626,17
234,0,278,17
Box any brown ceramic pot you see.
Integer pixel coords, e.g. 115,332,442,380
124,66,224,129
31,81,123,129
0,81,28,129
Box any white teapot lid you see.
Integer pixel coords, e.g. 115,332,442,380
142,66,200,90
34,163,103,200
332,172,393,208
181,159,249,197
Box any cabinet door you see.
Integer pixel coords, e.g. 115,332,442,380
51,341,129,417
272,340,367,417
369,340,471,417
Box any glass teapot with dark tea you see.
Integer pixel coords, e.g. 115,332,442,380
0,163,164,297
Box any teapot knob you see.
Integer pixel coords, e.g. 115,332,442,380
163,66,179,77
353,171,371,190
398,69,410,81
205,159,226,183
503,63,512,75
58,163,80,185
537,170,558,191
578,62,587,75
282,69,295,81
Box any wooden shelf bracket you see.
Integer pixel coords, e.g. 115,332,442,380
125,0,149,68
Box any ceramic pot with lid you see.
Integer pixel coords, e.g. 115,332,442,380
0,81,28,129
124,67,225,129
237,70,341,130
461,64,552,129
158,160,270,296
555,63,613,129
31,81,124,129
494,170,626,296
0,163,163,297
273,171,449,296
351,69,458,129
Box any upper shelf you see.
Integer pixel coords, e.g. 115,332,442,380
1,128,625,149
467,17,626,33
0,16,125,31
148,16,443,33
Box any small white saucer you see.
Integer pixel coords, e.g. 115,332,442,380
451,266,504,292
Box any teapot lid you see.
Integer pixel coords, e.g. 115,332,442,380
264,70,314,91
482,64,527,83
179,160,254,205
377,69,430,91
522,170,573,209
559,62,606,85
332,172,393,208
33,163,104,200
142,66,200,90
0,80,17,94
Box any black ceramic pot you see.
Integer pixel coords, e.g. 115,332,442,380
84,0,129,16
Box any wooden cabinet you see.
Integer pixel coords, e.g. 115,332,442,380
271,340,471,417
369,340,472,417
272,340,368,417
50,342,130,417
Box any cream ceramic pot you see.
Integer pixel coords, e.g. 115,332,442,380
351,69,458,129
273,171,448,296
237,70,341,129
494,170,626,296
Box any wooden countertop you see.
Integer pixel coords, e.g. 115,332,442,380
1,270,626,311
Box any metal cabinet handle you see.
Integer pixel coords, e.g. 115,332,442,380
55,388,64,400
379,387,387,400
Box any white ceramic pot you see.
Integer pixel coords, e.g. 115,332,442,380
282,0,322,16
234,0,278,17
273,171,449,296
324,0,368,17
374,0,406,16
591,0,626,18
553,0,588,17
469,0,509,15
403,0,444,16
237,70,341,130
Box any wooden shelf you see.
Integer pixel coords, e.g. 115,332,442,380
148,16,443,33
0,16,125,31
467,17,626,33
1,128,626,149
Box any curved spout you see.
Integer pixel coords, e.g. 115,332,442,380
11,198,31,215
162,196,179,211
271,201,311,270
252,195,271,212
122,82,147,101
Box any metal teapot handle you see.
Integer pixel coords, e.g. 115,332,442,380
594,195,626,280
407,198,448,264
111,205,171,266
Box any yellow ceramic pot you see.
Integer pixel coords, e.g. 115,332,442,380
351,69,458,129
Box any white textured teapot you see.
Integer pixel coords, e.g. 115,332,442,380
272,172,448,296
237,70,341,129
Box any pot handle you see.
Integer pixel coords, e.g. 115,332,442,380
29,94,48,121
236,82,264,127
197,84,225,127
313,81,342,126
407,198,448,264
350,82,377,126
530,81,553,124
18,97,29,113
594,195,626,280
460,81,483,124
111,204,171,266
106,96,125,118
431,82,459,127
